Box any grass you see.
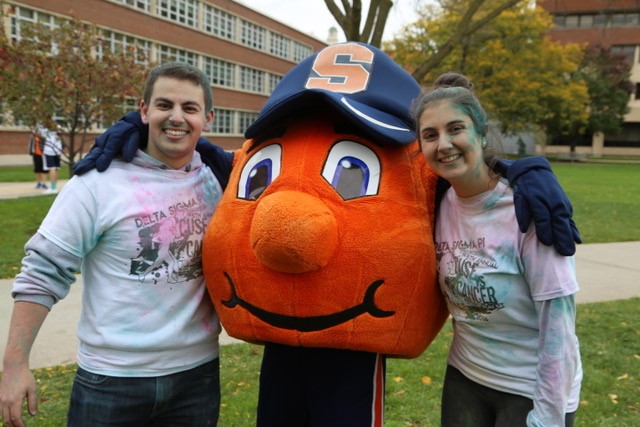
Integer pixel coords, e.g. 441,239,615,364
2,299,639,426
0,165,70,182
551,163,640,244
1,161,639,425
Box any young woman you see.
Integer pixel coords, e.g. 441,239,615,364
413,72,582,427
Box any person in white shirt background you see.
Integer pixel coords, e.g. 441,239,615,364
38,124,63,194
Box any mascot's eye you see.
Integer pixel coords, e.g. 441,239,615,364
322,140,380,200
238,144,282,200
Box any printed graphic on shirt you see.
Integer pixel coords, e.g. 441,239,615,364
436,237,504,321
130,197,208,284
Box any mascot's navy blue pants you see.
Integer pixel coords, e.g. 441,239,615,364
257,343,385,427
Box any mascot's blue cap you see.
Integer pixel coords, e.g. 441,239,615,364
244,42,421,146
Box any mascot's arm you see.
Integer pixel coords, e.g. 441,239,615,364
493,157,582,256
73,112,234,190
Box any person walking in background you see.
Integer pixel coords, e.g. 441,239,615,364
0,62,228,427
413,72,582,427
28,126,48,190
39,124,63,194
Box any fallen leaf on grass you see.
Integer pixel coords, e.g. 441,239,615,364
421,376,432,385
616,373,629,380
609,394,618,404
393,376,404,383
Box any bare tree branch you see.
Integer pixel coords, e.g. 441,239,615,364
412,0,524,82
324,0,393,47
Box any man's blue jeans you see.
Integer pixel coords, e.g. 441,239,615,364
67,358,220,426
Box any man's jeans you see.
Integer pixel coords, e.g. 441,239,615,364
67,358,220,426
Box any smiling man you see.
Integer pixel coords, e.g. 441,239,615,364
0,62,229,427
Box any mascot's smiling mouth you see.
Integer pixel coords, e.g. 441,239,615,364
221,272,395,332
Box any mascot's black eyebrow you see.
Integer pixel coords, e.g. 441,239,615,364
247,126,287,152
245,122,371,154
334,122,369,138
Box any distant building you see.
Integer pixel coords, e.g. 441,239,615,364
538,0,640,157
0,0,327,160
327,26,339,44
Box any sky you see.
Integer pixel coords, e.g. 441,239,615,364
238,0,422,43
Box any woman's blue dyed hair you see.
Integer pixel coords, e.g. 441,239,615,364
412,72,488,138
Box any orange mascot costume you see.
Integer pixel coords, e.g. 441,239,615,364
203,42,449,426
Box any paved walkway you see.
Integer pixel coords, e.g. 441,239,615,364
0,180,70,199
0,181,638,368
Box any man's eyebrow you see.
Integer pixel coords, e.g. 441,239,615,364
153,97,202,107
153,96,172,104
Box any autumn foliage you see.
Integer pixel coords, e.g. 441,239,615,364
0,11,149,173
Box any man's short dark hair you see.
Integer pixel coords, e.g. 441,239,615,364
143,62,213,113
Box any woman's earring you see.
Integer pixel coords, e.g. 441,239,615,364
481,138,487,149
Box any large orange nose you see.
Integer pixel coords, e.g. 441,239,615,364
250,191,338,274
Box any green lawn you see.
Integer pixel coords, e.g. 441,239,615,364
551,163,640,244
0,165,71,182
1,161,639,425
3,299,639,426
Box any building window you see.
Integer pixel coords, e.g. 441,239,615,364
270,33,291,59
579,15,594,28
241,20,265,50
10,7,59,41
213,109,233,134
111,0,150,12
203,5,235,40
268,73,282,93
625,13,639,26
238,111,258,133
293,42,312,62
97,97,138,128
611,45,636,64
99,31,151,64
609,12,639,27
240,66,264,92
593,14,607,27
611,13,626,26
157,0,198,28
203,57,236,88
156,45,198,65
565,15,579,28
551,12,640,29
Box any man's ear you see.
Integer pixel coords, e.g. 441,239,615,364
139,100,150,125
203,110,214,132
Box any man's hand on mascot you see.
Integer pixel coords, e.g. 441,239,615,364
73,112,147,175
494,156,582,256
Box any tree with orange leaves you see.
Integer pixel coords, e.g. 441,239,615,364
0,10,148,174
